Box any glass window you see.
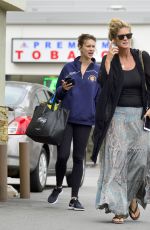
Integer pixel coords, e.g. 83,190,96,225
32,94,39,109
44,90,53,101
36,89,48,104
5,85,26,106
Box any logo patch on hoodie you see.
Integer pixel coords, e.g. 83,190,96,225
88,75,96,82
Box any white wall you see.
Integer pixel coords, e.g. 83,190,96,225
132,25,150,51
6,23,150,76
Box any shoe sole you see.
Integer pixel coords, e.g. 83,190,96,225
112,216,125,224
48,190,63,204
112,219,124,224
68,206,85,211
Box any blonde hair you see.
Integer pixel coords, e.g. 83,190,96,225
108,18,131,41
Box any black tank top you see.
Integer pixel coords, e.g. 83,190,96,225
117,66,143,107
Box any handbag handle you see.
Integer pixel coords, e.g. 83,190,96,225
139,50,144,71
48,93,61,111
139,50,147,89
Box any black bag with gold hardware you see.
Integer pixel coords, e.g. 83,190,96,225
26,97,69,145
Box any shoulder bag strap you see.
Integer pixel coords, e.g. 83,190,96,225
139,50,144,71
139,50,147,90
139,50,149,110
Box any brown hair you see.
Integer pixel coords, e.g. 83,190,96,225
78,34,96,48
108,18,131,41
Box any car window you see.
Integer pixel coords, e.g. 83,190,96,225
5,85,26,106
32,94,40,109
44,90,53,101
36,89,48,104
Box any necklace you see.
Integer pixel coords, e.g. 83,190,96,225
121,64,125,69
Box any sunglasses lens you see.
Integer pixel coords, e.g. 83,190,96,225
117,33,132,40
118,35,124,40
127,33,132,39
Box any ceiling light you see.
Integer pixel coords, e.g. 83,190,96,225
108,5,126,11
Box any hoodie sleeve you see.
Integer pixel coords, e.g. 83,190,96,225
56,66,68,100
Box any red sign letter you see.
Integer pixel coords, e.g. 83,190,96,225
101,50,108,57
50,51,59,59
32,50,41,59
15,50,23,60
67,51,76,59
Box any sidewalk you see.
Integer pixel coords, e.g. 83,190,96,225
0,165,99,230
1,165,150,230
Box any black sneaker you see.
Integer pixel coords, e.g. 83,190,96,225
48,187,63,204
68,198,85,211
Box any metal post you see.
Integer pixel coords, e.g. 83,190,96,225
19,142,30,198
0,9,7,203
0,9,6,106
0,144,7,202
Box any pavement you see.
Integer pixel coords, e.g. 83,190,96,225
1,164,150,230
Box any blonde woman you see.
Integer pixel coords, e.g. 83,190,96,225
92,18,150,223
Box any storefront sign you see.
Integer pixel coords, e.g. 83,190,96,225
12,38,109,63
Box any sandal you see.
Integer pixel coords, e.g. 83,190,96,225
112,215,124,224
129,201,140,220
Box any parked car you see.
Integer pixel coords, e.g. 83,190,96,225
5,81,82,192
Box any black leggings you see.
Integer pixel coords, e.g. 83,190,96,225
56,123,91,197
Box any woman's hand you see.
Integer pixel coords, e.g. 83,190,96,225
144,108,150,118
61,80,74,91
105,41,119,74
106,41,119,62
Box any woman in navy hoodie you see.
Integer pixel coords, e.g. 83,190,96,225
48,34,100,210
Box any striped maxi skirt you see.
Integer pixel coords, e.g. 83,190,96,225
95,106,150,216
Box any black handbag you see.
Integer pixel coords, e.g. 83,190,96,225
26,99,69,145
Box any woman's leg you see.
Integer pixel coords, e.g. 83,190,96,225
71,124,91,198
48,123,73,204
56,123,73,187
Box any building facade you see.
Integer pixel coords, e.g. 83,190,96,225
5,0,150,90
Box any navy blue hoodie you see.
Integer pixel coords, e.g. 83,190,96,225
56,56,100,126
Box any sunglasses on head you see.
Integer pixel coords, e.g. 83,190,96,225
117,33,133,40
